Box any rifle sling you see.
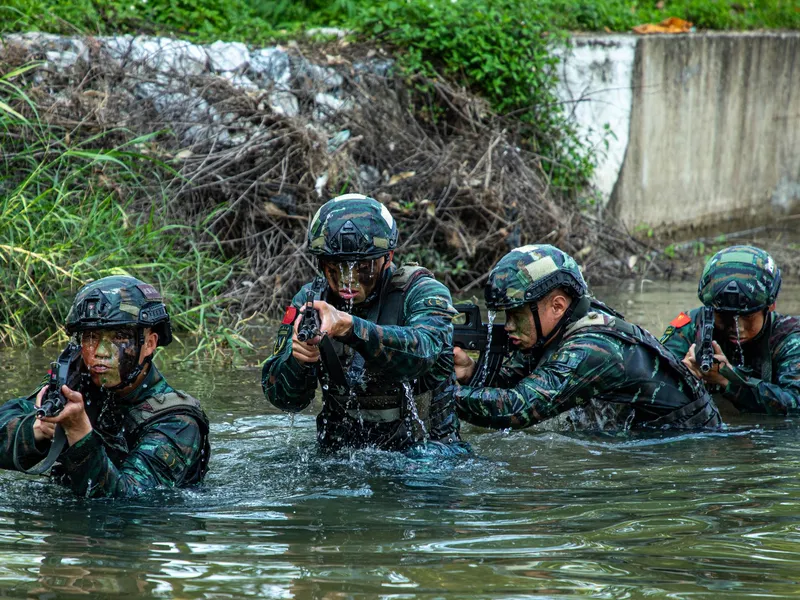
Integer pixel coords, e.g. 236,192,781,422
13,413,67,475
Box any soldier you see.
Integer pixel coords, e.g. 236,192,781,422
0,276,210,497
262,193,470,455
661,245,800,415
453,245,721,431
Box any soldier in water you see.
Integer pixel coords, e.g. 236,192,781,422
0,276,210,497
661,245,800,416
453,245,721,431
262,193,470,456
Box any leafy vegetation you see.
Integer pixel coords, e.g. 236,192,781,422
0,66,250,353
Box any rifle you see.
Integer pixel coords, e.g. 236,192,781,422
37,341,83,418
453,303,509,387
15,341,83,474
296,290,321,343
697,306,715,373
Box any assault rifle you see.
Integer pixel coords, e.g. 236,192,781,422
697,306,715,373
14,341,83,474
296,290,321,343
37,341,83,418
295,288,349,391
453,303,509,387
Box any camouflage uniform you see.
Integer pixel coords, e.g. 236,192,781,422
262,194,470,454
661,246,800,415
0,276,210,497
456,245,721,431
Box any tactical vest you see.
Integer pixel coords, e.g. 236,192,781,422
562,301,721,429
316,266,437,438
123,390,211,485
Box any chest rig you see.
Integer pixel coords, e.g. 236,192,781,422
561,299,721,429
314,266,436,434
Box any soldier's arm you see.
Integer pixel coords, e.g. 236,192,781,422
262,286,319,413
0,396,50,471
455,334,625,429
342,278,457,379
59,414,204,498
660,312,695,361
720,329,800,415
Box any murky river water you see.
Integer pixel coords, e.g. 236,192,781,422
1,282,800,599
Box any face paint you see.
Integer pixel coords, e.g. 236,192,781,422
321,257,385,305
81,327,140,389
714,310,766,345
504,306,536,350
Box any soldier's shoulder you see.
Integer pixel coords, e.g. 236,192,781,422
770,313,800,354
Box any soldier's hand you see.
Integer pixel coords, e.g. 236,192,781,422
454,347,477,384
41,385,92,446
312,300,353,339
292,311,321,363
682,343,702,379
32,386,55,443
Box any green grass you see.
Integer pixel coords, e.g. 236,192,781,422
1,0,796,43
0,65,250,354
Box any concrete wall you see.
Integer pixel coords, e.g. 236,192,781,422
557,32,800,235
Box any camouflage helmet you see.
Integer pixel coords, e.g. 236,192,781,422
66,275,173,346
307,193,398,260
698,245,781,313
485,245,587,310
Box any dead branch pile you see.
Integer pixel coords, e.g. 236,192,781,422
1,39,649,320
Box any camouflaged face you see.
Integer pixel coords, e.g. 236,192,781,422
484,244,587,310
66,276,172,345
698,245,781,312
307,194,398,259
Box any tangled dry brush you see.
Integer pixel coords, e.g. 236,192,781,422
0,33,643,321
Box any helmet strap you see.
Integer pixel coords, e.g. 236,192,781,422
102,328,151,393
526,295,582,354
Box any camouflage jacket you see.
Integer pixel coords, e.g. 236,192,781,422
456,306,720,431
661,308,800,415
0,365,210,498
262,264,467,452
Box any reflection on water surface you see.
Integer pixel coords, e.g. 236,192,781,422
1,282,800,598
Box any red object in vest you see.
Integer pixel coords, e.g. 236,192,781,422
670,312,691,328
282,306,298,325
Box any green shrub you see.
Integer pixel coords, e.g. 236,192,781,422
0,66,246,350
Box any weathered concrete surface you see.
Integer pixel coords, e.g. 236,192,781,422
608,32,800,233
555,36,636,201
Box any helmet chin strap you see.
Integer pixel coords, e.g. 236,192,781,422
525,296,581,355
102,328,151,393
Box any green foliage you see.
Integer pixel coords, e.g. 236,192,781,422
356,0,595,190
0,67,244,351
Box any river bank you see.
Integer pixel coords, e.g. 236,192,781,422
0,27,798,348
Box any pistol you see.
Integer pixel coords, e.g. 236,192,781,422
453,303,509,387
296,290,321,343
697,306,715,373
37,341,83,418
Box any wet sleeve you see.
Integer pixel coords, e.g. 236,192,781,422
59,414,204,498
660,315,695,362
455,335,625,429
262,286,319,413
341,278,457,380
0,395,49,471
720,332,800,415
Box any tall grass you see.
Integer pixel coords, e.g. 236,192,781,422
0,65,251,354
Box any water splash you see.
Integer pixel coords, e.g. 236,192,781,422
403,382,428,442
475,310,497,387
733,314,745,367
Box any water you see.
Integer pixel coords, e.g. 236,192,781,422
1,282,800,598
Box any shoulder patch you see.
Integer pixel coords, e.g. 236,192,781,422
423,297,449,310
282,306,298,325
670,312,691,328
